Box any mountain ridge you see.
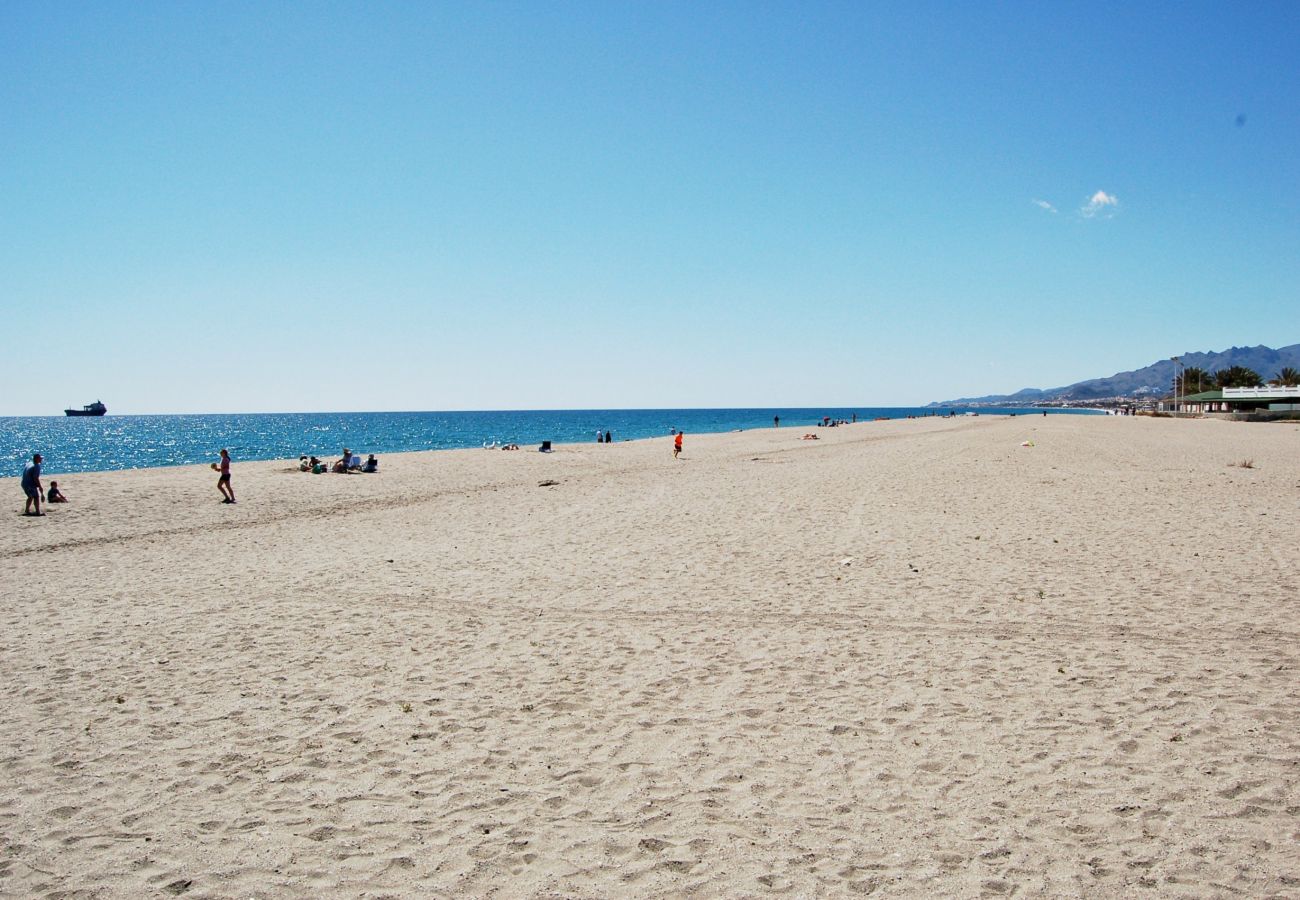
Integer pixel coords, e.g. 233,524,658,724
931,343,1300,406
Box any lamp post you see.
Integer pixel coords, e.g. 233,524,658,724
1171,356,1182,418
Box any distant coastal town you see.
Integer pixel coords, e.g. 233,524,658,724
931,343,1300,419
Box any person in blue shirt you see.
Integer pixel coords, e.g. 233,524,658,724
21,453,43,516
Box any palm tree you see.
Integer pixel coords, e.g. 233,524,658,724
1213,366,1264,389
1269,367,1300,386
1180,366,1211,394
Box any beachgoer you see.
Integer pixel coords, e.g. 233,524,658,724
215,449,235,503
673,431,683,458
605,430,613,443
774,415,780,428
299,455,310,471
362,454,378,473
46,481,68,503
21,453,43,516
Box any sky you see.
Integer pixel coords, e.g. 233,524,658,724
2,1,1297,415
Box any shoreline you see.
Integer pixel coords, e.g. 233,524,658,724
2,407,1108,477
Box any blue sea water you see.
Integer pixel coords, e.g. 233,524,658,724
2,407,1103,476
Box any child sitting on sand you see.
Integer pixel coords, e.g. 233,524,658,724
46,481,68,503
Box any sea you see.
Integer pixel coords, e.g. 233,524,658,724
3,407,1104,476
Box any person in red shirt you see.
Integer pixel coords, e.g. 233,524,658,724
673,431,683,458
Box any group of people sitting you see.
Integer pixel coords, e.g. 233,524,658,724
299,448,379,474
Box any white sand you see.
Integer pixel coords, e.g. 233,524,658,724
1,415,1298,896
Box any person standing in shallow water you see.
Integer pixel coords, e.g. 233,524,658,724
673,431,683,458
215,449,235,504
774,415,780,428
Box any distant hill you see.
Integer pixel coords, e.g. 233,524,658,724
932,343,1300,406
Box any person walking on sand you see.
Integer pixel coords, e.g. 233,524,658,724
673,431,683,459
21,453,43,516
215,448,235,503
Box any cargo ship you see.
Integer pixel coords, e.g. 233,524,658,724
64,400,107,417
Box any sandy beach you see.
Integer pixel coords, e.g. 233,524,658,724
1,414,1297,897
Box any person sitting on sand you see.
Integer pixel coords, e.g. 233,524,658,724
46,480,68,503
299,455,310,471
501,443,519,451
802,433,819,440
361,454,378,473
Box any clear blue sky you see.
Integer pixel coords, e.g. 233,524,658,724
2,1,1296,414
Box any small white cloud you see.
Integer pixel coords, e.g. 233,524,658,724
1032,198,1058,214
1081,190,1119,218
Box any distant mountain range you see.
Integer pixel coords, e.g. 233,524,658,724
931,343,1300,406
